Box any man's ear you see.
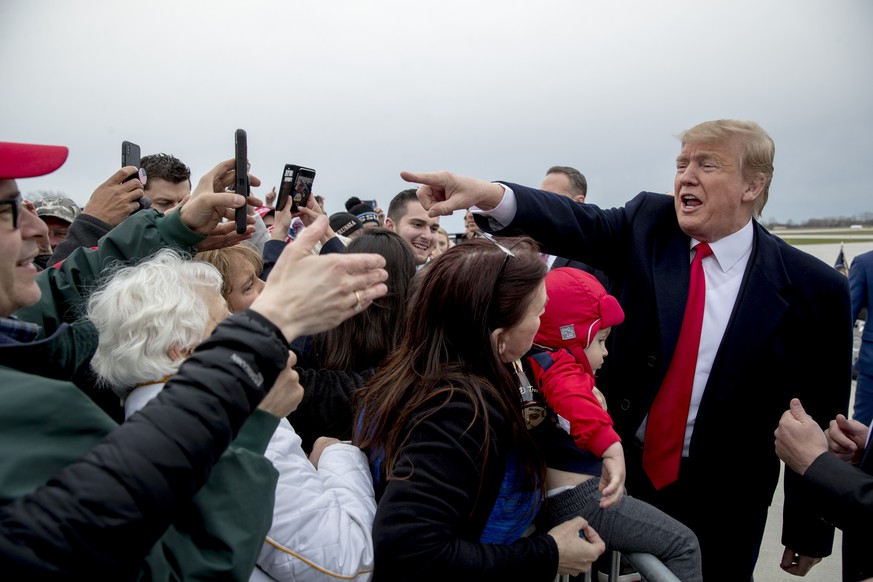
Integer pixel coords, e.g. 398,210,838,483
743,174,765,203
384,216,396,231
575,194,586,203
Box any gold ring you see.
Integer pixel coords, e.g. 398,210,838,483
354,290,363,312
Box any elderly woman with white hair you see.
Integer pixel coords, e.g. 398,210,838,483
87,249,297,579
88,249,377,581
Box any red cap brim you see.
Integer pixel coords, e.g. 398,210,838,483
0,141,69,180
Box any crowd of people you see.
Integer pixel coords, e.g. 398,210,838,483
0,117,869,582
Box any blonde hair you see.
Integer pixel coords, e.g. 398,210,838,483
196,243,263,299
679,119,775,217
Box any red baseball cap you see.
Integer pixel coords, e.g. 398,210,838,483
254,206,275,219
0,141,69,180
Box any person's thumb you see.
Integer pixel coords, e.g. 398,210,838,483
269,215,326,275
789,398,808,420
288,215,326,255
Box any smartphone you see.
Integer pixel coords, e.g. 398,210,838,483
276,164,316,212
121,141,141,183
360,199,378,210
234,129,249,235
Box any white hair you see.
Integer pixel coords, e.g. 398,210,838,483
87,249,224,400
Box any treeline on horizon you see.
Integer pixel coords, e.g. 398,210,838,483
763,212,873,229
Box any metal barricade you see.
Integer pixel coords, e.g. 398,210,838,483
603,550,680,582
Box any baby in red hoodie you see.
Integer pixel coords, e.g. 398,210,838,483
524,268,702,581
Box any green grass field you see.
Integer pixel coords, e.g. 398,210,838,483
781,237,873,245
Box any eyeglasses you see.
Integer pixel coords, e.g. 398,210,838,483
0,194,22,229
480,231,516,283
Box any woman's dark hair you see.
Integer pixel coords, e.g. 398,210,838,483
354,236,548,504
313,228,416,371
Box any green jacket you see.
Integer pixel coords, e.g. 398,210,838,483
2,210,280,580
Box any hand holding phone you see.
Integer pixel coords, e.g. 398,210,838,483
276,164,316,213
234,129,249,235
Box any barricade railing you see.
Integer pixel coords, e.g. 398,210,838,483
554,549,678,582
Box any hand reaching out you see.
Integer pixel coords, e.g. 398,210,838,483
250,215,388,342
774,398,828,475
83,168,146,226
826,413,869,463
548,516,605,576
309,436,342,468
598,441,625,508
400,170,507,218
256,351,304,418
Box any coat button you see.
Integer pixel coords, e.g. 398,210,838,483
620,399,631,411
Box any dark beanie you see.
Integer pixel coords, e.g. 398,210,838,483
329,212,364,237
349,203,380,226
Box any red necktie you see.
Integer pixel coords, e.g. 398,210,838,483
643,242,713,490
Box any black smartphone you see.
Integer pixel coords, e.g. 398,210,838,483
234,129,249,235
121,141,141,183
276,164,316,212
360,199,378,210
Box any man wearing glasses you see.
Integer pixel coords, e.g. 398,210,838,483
0,140,390,578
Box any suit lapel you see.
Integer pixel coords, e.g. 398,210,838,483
652,228,692,366
700,224,790,410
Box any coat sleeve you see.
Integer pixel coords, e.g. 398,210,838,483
800,452,873,532
260,239,287,281
0,311,287,579
529,350,621,457
781,263,853,558
140,408,281,581
372,395,559,582
849,254,869,323
257,419,376,581
15,209,204,335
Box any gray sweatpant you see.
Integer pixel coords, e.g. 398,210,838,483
538,479,703,582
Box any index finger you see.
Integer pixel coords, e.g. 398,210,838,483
400,170,444,188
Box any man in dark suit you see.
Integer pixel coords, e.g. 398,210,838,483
775,398,873,581
401,119,852,580
538,166,609,289
849,249,873,425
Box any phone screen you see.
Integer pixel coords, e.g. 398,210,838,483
291,169,315,211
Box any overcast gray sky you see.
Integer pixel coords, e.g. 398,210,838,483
2,0,871,234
